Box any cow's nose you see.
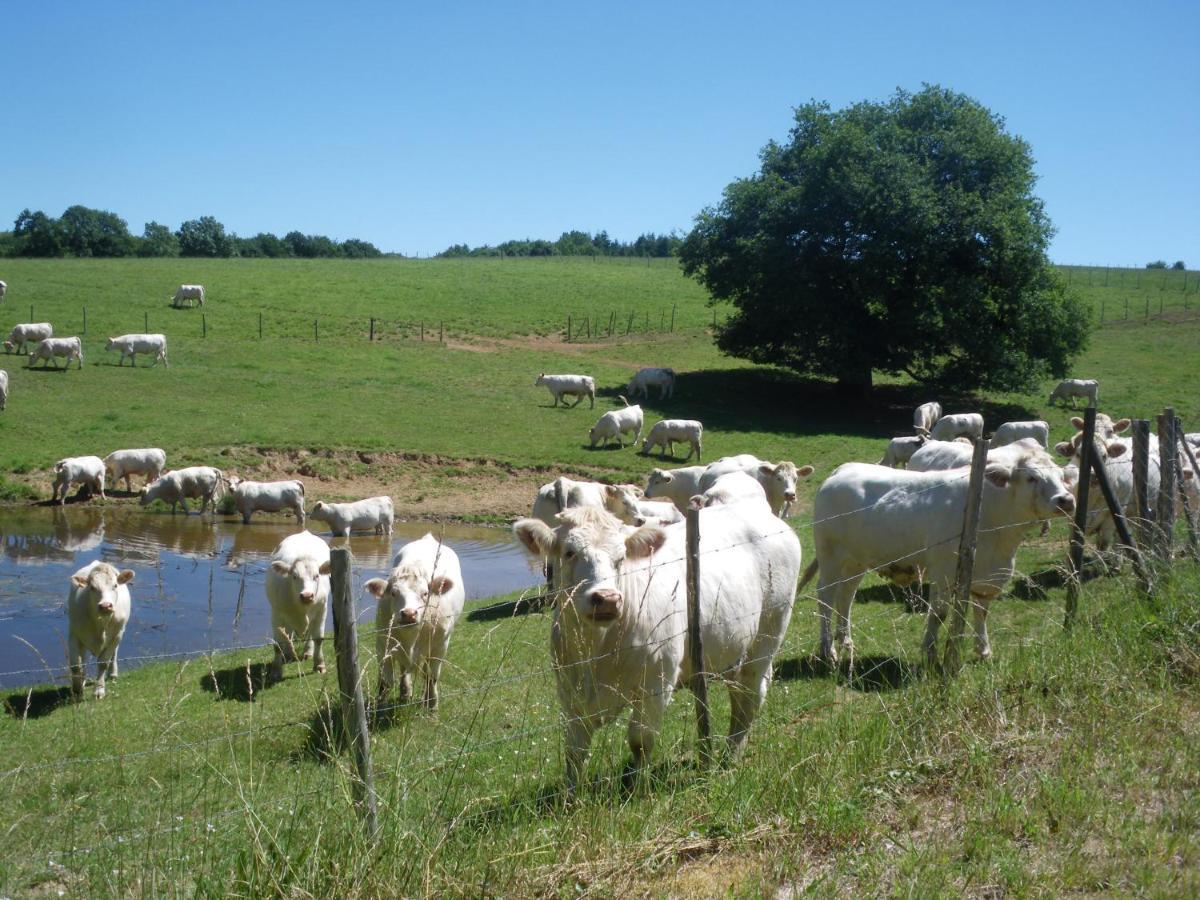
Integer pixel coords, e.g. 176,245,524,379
97,601,114,614
1056,494,1076,515
399,608,418,625
299,590,315,604
784,491,797,502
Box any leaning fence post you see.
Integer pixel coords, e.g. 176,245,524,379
82,306,87,335
202,313,207,339
670,303,676,332
330,546,380,840
1156,408,1178,561
1177,423,1200,562
1066,407,1095,626
566,314,572,342
314,319,319,343
685,507,712,765
370,317,375,341
945,438,988,674
259,312,263,340
144,311,149,332
1132,420,1153,550
439,321,444,343
1087,441,1153,594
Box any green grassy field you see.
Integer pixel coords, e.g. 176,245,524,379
1,258,1199,895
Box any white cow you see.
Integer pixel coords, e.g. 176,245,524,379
698,454,815,518
0,279,6,301
309,496,394,536
588,400,643,449
1055,434,1162,552
1186,433,1200,450
879,435,927,468
28,336,83,370
103,448,167,492
631,498,685,526
0,369,7,411
106,333,168,367
690,471,770,510
626,367,676,400
643,466,708,513
365,533,465,710
913,401,942,435
140,466,224,514
1049,378,1099,408
67,561,135,699
4,322,52,354
513,501,801,789
990,420,1050,449
924,413,984,442
531,478,642,526
536,373,595,408
641,419,703,461
52,456,106,504
907,439,977,472
172,284,205,308
1067,413,1131,444
265,531,331,683
226,477,306,525
807,447,1075,667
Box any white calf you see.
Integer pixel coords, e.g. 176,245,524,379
690,471,769,510
1049,378,1099,408
913,401,942,434
309,496,394,536
536,373,595,408
52,456,106,504
699,455,815,517
4,322,53,354
879,435,927,468
626,367,676,400
643,466,708,513
106,333,168,367
172,284,205,308
588,400,643,449
641,419,703,461
531,478,641,526
103,448,167,491
67,561,134,699
28,336,83,370
366,534,465,710
265,531,331,682
925,413,984,442
227,477,306,525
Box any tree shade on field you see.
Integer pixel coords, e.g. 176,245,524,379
680,85,1090,396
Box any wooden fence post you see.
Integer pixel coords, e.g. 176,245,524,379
1177,424,1200,562
1066,407,1095,626
370,317,375,341
30,304,34,321
420,322,424,341
1133,420,1153,551
1087,441,1153,594
585,316,590,339
314,319,319,343
145,311,149,332
608,311,615,337
1156,408,1178,561
567,314,572,342
259,312,263,340
944,439,988,674
330,547,379,840
82,307,87,335
626,311,635,334
685,507,712,765
670,303,676,332
440,321,444,343
202,313,207,339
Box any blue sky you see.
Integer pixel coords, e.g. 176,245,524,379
4,1,1197,263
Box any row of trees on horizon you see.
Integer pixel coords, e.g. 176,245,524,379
437,230,682,258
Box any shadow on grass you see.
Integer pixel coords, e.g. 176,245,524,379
32,487,99,507
774,654,919,692
200,662,275,702
3,686,74,719
22,365,73,374
466,594,550,622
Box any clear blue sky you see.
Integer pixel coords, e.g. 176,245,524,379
4,0,1197,263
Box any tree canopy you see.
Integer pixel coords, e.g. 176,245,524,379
680,85,1089,395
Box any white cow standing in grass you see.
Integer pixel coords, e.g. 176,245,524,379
643,465,708,513
641,419,703,461
67,561,134,699
366,533,465,711
513,501,801,790
28,336,83,369
52,456,106,504
0,280,6,302
0,369,7,411
106,333,168,367
588,399,643,449
103,448,167,491
879,435,927,468
990,420,1049,449
309,496,394,536
626,367,676,400
226,477,306,525
536,373,595,408
172,284,205,308
698,454,815,518
265,531,331,683
4,322,52,354
1048,378,1099,408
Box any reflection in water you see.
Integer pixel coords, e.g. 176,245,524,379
0,507,542,688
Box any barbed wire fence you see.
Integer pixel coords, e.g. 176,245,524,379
1,406,1198,891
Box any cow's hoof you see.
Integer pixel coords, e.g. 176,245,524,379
314,663,327,675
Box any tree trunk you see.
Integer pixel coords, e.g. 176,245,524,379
835,365,873,399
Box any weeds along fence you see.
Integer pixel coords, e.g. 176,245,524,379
2,409,1198,891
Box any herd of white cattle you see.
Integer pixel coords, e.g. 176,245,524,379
42,353,1200,791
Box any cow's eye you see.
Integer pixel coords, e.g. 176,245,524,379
563,549,575,561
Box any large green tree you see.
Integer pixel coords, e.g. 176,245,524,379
178,216,233,257
58,205,134,257
680,85,1088,395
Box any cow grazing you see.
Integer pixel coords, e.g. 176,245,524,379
698,455,815,518
643,465,708,513
309,496,394,536
67,561,134,699
531,478,641,526
103,448,167,491
990,420,1050,449
365,533,465,710
641,419,703,461
227,477,306,525
28,336,83,370
690,471,770,510
913,401,942,435
626,367,676,400
513,501,801,788
52,456,106,504
106,333,168,367
1049,378,1099,408
171,284,205,308
0,369,7,411
879,435,927,468
536,373,596,408
140,466,224,514
588,399,643,449
922,412,984,442
808,447,1075,667
4,322,52,354
265,531,331,682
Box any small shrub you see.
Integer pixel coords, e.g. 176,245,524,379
1172,260,1186,271
1146,260,1168,269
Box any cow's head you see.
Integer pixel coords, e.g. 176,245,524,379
514,507,667,627
365,567,455,627
643,469,674,498
983,447,1075,520
271,556,331,604
72,563,134,617
2,340,13,353
104,338,117,351
602,484,642,523
534,373,546,386
758,461,816,512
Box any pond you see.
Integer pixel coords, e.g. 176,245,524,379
0,507,542,689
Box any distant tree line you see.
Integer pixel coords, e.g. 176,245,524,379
1145,260,1186,270
0,207,383,259
438,230,682,258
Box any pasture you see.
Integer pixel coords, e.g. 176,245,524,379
1,257,1199,895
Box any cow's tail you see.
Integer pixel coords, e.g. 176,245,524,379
297,480,305,495
798,559,819,592
617,394,630,407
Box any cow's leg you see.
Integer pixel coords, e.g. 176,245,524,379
398,670,412,703
565,715,597,793
422,653,444,711
570,393,583,408
94,646,116,699
727,666,770,761
922,583,950,668
627,690,669,781
971,592,994,660
109,645,119,679
376,625,395,702
69,639,86,699
124,474,133,492
294,503,305,527
268,626,293,683
310,613,326,674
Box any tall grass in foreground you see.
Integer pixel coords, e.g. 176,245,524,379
2,558,1197,896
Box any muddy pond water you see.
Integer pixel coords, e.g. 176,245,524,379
0,507,542,689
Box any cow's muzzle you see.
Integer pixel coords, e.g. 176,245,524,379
784,491,797,502
586,589,622,622
299,590,316,604
1054,494,1076,516
398,608,418,625
97,601,114,615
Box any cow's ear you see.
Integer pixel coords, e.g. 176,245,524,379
654,469,671,483
117,569,135,585
430,575,455,595
513,518,555,557
758,463,776,477
364,578,388,598
984,464,1012,489
688,494,705,510
626,524,667,559
1054,441,1075,459
1070,416,1085,430
1113,418,1131,433
604,485,621,499
271,560,290,576
797,465,815,478
318,560,332,575
71,574,89,588
1106,442,1127,458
